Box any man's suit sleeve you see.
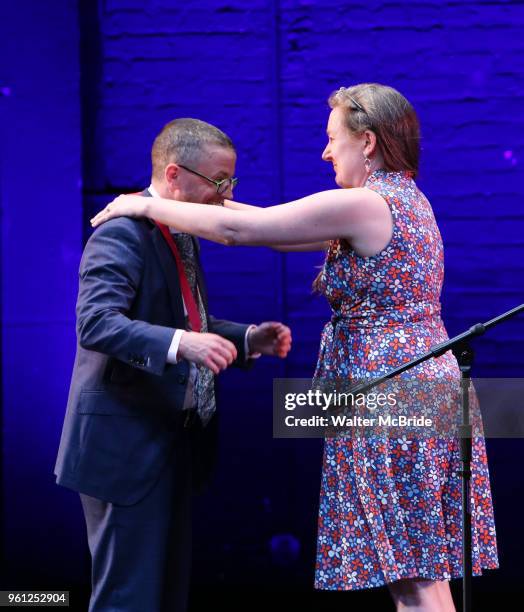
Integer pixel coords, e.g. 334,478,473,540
208,316,254,369
76,218,174,376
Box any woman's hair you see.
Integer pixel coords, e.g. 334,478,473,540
329,83,421,178
313,84,420,292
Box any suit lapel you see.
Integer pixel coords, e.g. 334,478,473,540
150,225,186,326
142,189,186,325
143,188,210,326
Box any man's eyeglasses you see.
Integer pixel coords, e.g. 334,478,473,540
178,164,239,195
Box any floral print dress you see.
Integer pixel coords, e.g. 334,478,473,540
314,170,499,590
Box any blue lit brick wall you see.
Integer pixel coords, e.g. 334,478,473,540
1,0,84,588
76,0,524,595
87,0,524,379
2,0,523,602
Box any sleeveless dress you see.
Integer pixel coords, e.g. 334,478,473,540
314,169,499,590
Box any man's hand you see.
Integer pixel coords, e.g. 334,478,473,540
248,322,292,358
177,331,238,374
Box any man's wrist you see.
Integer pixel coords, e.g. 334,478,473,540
167,329,185,364
245,324,261,359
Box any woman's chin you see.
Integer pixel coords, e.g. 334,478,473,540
334,174,350,188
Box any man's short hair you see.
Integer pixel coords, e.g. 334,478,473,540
151,118,235,180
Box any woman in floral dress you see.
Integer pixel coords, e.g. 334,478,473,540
92,83,498,611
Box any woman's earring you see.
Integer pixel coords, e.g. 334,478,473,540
364,155,372,174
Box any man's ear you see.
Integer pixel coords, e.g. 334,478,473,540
165,163,179,187
363,130,377,158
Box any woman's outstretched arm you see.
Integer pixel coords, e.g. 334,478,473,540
91,188,390,251
223,198,328,251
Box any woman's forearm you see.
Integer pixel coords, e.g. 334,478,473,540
143,197,252,245
124,187,382,248
223,199,263,212
223,200,328,251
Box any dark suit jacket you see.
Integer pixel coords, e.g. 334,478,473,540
55,208,251,505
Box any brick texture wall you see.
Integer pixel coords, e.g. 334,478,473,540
85,0,524,378
79,0,524,591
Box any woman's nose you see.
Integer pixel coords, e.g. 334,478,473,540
322,145,331,161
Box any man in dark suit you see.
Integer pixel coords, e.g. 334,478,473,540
55,118,292,612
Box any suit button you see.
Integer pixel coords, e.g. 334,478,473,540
177,374,187,385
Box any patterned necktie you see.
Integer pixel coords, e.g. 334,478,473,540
171,233,216,425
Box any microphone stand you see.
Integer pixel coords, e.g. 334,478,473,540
345,303,524,612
